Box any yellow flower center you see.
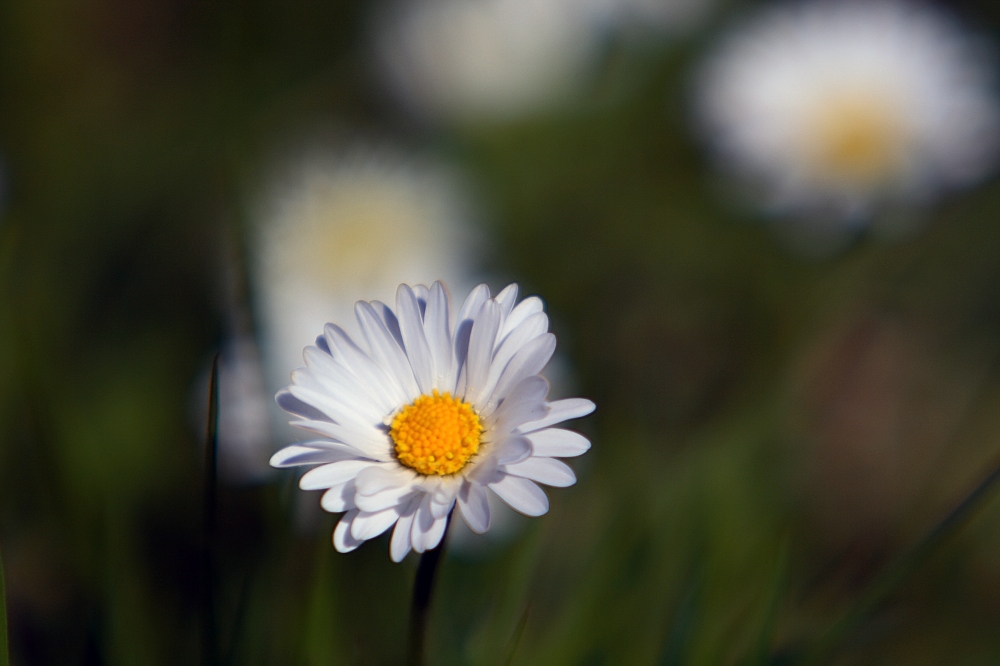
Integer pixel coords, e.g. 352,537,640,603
390,391,483,476
810,94,905,184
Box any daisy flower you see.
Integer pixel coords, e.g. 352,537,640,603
250,148,475,395
270,282,595,561
373,0,600,124
695,0,1000,217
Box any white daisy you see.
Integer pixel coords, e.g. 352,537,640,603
250,148,476,396
695,0,1000,217
269,282,595,561
373,0,601,124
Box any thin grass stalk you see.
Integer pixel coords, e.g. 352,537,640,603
749,539,789,666
801,456,1000,664
203,354,220,666
407,515,452,666
0,546,9,666
502,606,531,666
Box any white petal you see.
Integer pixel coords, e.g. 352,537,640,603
370,301,406,346
354,465,416,496
463,299,502,405
457,481,491,533
457,283,491,323
396,284,436,395
484,333,556,413
355,485,418,513
494,436,532,465
495,283,519,318
422,515,448,551
275,389,328,421
320,480,357,512
355,301,420,399
390,499,420,562
323,324,409,407
466,452,500,485
412,284,430,310
410,495,449,553
516,398,595,433
287,416,392,460
453,285,490,387
525,428,591,457
302,346,393,419
430,496,456,519
333,510,364,552
424,281,455,389
486,376,550,438
478,312,549,414
269,444,362,468
410,495,435,553
300,460,381,490
286,384,381,436
353,466,420,512
497,311,548,359
489,475,549,517
351,507,401,541
500,296,545,338
505,457,576,487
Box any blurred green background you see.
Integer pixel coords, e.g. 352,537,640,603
4,0,1000,664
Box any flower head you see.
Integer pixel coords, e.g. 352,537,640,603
695,0,1000,217
374,0,600,124
270,282,594,560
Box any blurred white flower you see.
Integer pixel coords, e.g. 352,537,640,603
374,0,602,124
695,0,1000,218
190,337,273,484
209,338,273,483
250,148,477,396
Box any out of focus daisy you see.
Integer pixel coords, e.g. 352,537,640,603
210,338,273,482
271,282,595,561
374,0,600,124
695,0,1000,218
250,148,476,395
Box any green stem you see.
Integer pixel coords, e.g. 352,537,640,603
407,516,451,666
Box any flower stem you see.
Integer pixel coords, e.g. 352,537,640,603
407,516,452,666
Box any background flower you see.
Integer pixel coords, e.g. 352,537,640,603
695,0,1000,219
373,0,603,124
250,146,478,396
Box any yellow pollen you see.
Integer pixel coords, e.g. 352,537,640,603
390,391,483,476
810,94,905,183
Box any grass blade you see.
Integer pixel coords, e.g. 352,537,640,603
747,539,790,666
502,605,530,666
203,354,220,666
800,456,1000,664
0,546,8,666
